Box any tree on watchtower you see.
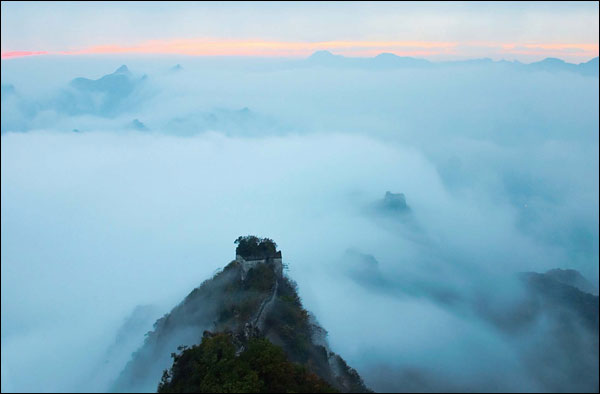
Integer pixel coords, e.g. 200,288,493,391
234,236,277,260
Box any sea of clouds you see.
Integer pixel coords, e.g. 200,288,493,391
1,54,598,392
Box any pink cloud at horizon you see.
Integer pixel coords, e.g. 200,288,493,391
1,50,49,59
2,39,598,61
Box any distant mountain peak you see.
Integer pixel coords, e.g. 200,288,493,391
578,56,599,76
308,50,344,60
526,56,598,76
375,52,398,58
310,50,335,57
114,64,130,74
544,268,598,295
1,83,16,98
376,191,411,214
130,118,148,131
536,57,566,65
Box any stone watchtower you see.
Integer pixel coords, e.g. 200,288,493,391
234,236,283,279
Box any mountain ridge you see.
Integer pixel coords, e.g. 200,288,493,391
304,50,599,75
112,236,370,393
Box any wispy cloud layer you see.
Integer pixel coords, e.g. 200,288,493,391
1,55,598,392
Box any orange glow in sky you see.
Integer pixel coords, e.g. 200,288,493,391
2,39,598,60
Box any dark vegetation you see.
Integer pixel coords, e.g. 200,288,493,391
157,333,337,393
113,236,370,393
215,260,278,328
520,271,599,332
235,236,278,260
516,271,600,392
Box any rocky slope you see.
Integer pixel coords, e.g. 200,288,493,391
112,236,369,393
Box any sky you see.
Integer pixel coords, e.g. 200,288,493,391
1,1,599,62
